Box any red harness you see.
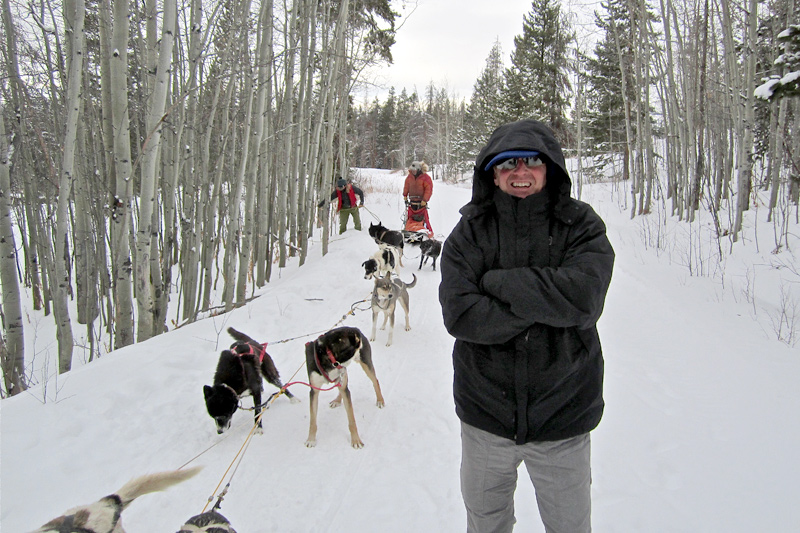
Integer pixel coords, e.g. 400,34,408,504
233,342,268,364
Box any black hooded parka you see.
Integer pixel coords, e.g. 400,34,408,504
439,119,615,444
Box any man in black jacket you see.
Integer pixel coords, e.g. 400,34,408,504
439,119,614,533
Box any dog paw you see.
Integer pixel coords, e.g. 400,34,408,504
376,400,385,408
255,426,264,435
289,397,301,404
329,400,342,409
305,439,317,448
405,325,411,331
351,438,365,449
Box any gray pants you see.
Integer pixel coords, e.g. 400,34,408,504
460,422,592,533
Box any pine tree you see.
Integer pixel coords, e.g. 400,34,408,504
585,0,635,154
756,23,800,100
502,0,574,139
465,39,506,157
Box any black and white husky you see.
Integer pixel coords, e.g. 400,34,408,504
203,327,297,435
362,246,401,279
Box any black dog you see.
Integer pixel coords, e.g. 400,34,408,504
203,327,296,434
369,221,405,250
177,510,237,533
418,238,442,271
304,326,385,449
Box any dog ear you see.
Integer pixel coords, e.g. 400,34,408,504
203,385,214,400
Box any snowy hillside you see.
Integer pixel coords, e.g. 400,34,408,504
2,169,799,532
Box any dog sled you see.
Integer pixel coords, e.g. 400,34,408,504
402,195,433,242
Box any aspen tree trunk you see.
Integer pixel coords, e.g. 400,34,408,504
108,0,135,347
226,50,256,309
767,0,794,224
732,0,758,241
255,0,275,288
318,0,350,256
135,0,176,340
608,15,633,196
296,0,315,267
276,0,302,268
0,109,27,395
237,0,273,299
3,0,44,312
178,0,205,321
53,0,85,373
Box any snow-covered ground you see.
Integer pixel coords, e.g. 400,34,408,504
2,168,799,532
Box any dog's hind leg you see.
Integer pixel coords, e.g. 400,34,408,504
400,293,411,332
252,389,264,435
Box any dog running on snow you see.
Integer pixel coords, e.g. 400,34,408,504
30,467,203,533
304,326,385,449
203,327,298,435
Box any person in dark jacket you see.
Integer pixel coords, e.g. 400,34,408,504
439,119,614,533
319,177,364,234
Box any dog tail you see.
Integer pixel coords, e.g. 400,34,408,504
227,327,258,346
404,273,417,289
115,466,202,509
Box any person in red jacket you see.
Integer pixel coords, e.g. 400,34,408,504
318,177,364,234
403,161,434,235
403,160,433,206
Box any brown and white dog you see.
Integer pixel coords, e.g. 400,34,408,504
304,327,385,449
30,467,202,533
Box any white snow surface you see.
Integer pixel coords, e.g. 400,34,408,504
2,168,800,532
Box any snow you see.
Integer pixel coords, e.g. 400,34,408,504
2,168,800,532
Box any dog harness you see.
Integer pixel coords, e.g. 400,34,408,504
232,342,268,363
307,339,342,384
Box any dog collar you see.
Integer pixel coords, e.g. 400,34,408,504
311,343,342,384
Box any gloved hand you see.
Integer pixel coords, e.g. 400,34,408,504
420,200,427,207
403,197,408,205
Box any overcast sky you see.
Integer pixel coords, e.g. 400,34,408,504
356,0,600,105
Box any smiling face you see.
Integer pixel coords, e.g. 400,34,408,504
492,157,547,198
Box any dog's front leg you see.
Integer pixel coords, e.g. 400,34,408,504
305,388,320,447
340,384,364,449
370,308,379,342
386,312,395,346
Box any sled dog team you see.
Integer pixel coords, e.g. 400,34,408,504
32,220,439,533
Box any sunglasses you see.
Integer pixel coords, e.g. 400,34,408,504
494,156,544,171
